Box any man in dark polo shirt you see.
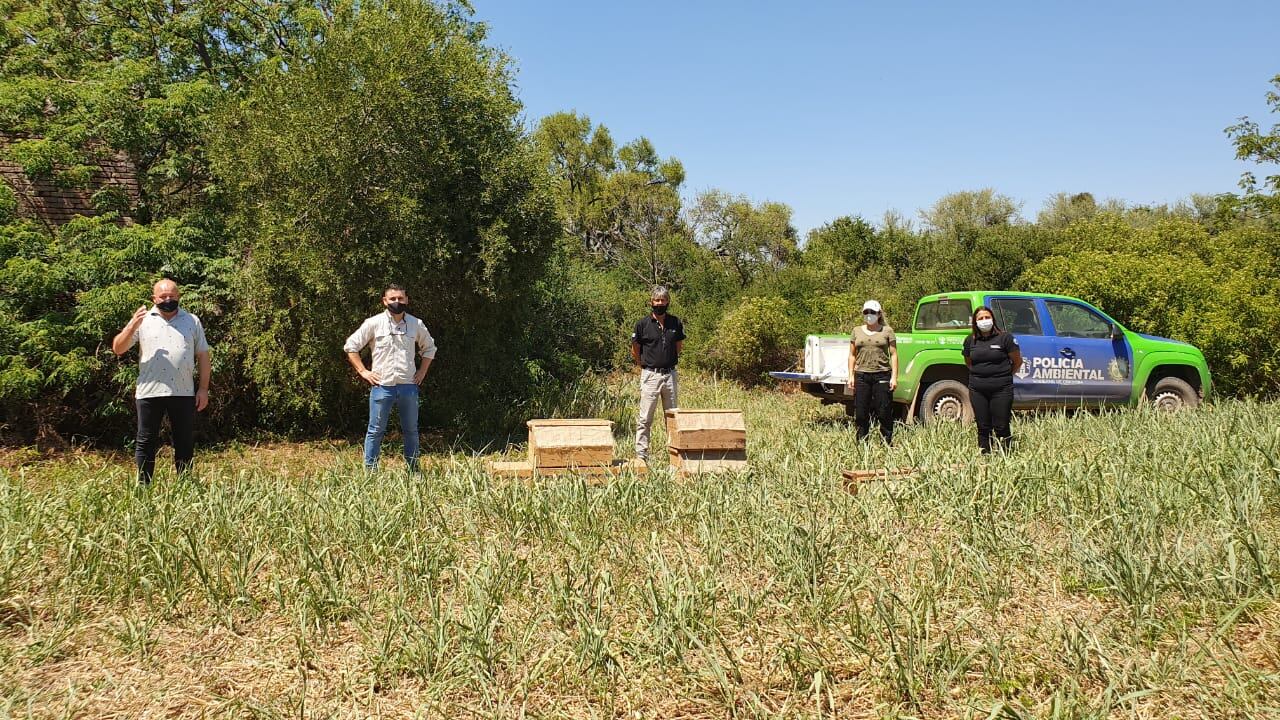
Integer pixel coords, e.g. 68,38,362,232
630,285,685,462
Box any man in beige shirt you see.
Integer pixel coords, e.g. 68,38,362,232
344,284,437,471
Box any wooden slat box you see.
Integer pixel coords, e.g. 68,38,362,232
527,419,615,468
668,448,749,475
664,409,747,451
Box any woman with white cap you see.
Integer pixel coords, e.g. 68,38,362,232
846,299,898,444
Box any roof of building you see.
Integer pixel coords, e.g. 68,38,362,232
0,133,140,228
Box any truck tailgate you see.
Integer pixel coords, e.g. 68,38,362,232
768,371,824,382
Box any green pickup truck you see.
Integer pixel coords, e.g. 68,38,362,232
770,291,1212,423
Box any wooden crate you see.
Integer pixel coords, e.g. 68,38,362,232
664,409,747,451
527,419,615,468
669,448,749,475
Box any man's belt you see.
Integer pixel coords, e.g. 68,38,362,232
642,366,675,373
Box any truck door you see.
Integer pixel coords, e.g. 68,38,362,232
1044,300,1133,405
987,296,1056,405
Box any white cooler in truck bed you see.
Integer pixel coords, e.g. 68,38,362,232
768,335,852,402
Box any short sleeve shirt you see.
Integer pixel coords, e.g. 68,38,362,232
963,331,1020,379
851,324,896,373
343,311,437,386
129,307,210,399
631,314,686,369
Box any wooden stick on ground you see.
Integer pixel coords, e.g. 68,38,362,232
486,458,648,481
840,464,963,493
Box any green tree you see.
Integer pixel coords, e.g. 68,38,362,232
212,0,563,434
801,215,888,279
0,0,320,441
690,190,798,286
0,0,327,221
531,112,700,371
534,113,687,282
1225,73,1280,215
533,111,616,252
582,164,686,287
1037,192,1100,227
919,189,1020,246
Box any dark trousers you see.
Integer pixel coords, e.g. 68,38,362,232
969,378,1013,453
853,371,894,444
135,396,196,483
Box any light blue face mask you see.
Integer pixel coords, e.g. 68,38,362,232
976,318,994,332
864,312,879,325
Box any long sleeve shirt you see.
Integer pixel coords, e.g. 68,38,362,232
343,311,437,386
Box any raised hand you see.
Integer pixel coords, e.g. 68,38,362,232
126,305,147,330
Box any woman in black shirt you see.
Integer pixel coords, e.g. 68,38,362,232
962,306,1022,453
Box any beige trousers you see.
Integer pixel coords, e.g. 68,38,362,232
635,368,678,460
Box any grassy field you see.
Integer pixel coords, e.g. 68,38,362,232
1,374,1278,719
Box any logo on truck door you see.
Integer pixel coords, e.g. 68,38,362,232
1108,357,1130,380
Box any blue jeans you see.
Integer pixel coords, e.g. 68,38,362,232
364,384,420,469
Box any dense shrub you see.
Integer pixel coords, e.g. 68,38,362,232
706,296,799,385
1017,216,1280,395
0,215,235,442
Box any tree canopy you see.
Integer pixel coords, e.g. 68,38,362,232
212,0,563,433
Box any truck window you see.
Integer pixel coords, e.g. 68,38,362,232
914,299,972,330
1046,301,1112,338
990,298,1043,335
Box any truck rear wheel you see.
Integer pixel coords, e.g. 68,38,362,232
1147,376,1199,412
919,380,973,424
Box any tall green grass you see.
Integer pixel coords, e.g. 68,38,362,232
0,374,1277,718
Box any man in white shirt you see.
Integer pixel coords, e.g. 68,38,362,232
111,279,211,484
344,284,437,471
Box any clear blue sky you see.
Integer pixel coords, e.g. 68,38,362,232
473,1,1280,237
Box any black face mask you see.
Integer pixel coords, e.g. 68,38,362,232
156,299,179,313
386,301,408,315
651,304,668,316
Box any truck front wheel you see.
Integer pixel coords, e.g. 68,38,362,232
1147,376,1199,412
919,380,973,424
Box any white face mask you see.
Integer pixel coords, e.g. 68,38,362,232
864,312,879,325
976,318,994,332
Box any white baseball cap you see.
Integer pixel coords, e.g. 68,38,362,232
862,300,882,313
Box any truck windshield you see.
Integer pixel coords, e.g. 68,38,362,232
915,299,972,330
